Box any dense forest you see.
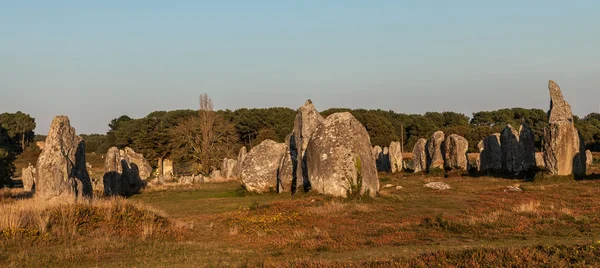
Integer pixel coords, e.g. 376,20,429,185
3,106,600,180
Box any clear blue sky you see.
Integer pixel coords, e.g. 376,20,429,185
1,1,599,134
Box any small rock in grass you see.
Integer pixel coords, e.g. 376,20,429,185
423,182,451,190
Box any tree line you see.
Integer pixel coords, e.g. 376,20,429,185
0,112,36,186
77,104,600,175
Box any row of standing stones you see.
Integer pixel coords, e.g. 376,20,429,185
408,80,591,177
239,100,379,197
20,115,154,200
19,80,594,202
238,80,592,198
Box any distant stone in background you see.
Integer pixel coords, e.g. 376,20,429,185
479,133,502,172
241,139,285,193
543,80,586,176
501,125,522,173
292,99,324,192
388,141,403,173
373,146,391,173
221,158,237,180
372,145,382,165
178,174,204,184
412,138,428,173
36,116,93,200
519,123,536,171
426,131,445,171
277,134,294,193
35,141,45,150
157,158,174,180
535,152,546,169
234,146,247,179
21,163,36,192
103,146,146,196
586,150,593,167
103,147,123,195
444,134,468,170
122,147,152,180
208,169,224,182
306,112,378,197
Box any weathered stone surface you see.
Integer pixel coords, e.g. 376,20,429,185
444,134,468,170
479,133,502,172
221,158,237,180
209,170,223,182
412,138,428,173
293,100,324,192
306,112,378,197
501,125,522,173
373,146,391,172
519,123,536,171
178,174,204,184
586,150,593,167
122,147,152,180
277,134,294,193
22,163,36,192
543,81,586,176
372,146,382,164
548,80,573,123
389,141,403,173
36,116,92,200
103,147,122,196
535,152,546,168
241,139,285,193
423,182,451,190
234,146,247,179
103,147,146,196
426,131,445,171
157,158,174,179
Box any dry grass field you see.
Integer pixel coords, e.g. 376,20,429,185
2,154,600,267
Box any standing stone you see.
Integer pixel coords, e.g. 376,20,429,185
535,152,546,169
426,131,445,171
36,116,92,200
277,134,294,193
519,123,536,171
443,134,468,170
103,147,123,196
372,146,382,165
412,138,428,173
241,139,285,193
234,146,247,179
586,150,593,167
221,158,237,180
306,112,378,197
122,147,152,180
292,100,324,192
373,146,391,172
389,141,403,173
543,80,586,176
22,163,36,192
501,125,522,173
479,133,502,172
475,140,484,171
103,147,145,196
208,169,224,182
381,147,391,172
157,158,174,179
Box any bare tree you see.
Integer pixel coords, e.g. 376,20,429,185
170,94,237,174
199,93,216,172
